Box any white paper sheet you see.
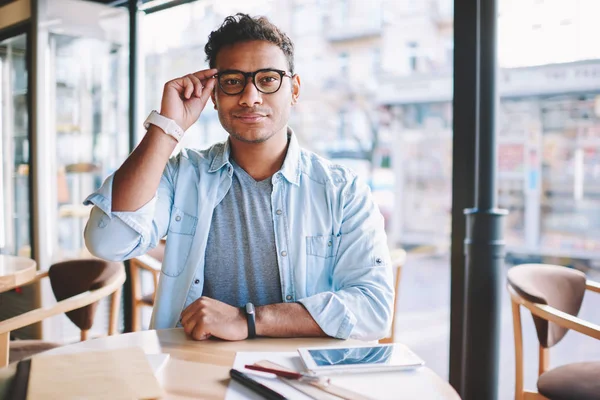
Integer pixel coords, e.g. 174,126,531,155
146,353,170,375
225,351,316,400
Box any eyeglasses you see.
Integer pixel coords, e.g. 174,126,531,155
215,68,293,95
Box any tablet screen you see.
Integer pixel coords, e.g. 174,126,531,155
308,345,396,367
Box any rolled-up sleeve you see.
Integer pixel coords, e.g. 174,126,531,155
298,176,394,341
83,160,177,261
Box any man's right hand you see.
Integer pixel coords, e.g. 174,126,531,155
160,68,218,132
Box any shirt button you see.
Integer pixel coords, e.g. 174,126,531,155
281,251,287,257
194,279,200,284
286,295,292,301
327,241,332,247
276,209,282,215
376,258,383,264
175,215,181,221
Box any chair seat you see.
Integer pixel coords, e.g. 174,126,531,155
538,361,600,400
140,293,154,306
9,340,61,364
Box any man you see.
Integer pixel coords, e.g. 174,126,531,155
84,13,393,341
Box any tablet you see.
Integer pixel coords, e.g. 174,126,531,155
298,343,425,375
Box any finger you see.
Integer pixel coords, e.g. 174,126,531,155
197,77,216,103
183,78,216,112
180,296,207,325
183,318,197,336
183,76,194,99
180,303,199,326
198,75,215,89
191,323,211,341
187,74,203,97
192,68,218,81
180,301,198,325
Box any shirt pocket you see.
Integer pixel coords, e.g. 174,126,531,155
306,234,340,259
162,206,198,277
305,235,340,293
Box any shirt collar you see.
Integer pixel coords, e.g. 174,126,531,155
208,137,232,173
279,127,301,186
208,127,301,187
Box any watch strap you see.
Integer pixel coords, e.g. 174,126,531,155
143,110,184,142
243,303,256,339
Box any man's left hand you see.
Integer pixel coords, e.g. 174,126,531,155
180,296,248,341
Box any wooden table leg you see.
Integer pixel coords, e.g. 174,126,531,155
0,331,10,368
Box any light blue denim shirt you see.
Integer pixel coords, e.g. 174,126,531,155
83,132,394,340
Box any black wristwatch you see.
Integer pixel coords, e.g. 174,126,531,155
243,302,256,339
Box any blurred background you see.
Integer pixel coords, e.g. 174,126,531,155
1,0,600,398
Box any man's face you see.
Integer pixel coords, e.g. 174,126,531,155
212,40,300,144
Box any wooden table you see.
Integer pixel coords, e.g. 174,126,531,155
0,329,460,399
0,255,36,293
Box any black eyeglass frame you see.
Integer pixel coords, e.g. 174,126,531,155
214,68,294,95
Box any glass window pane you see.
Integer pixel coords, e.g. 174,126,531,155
27,0,131,343
49,5,129,261
0,34,30,258
498,1,600,398
539,94,600,253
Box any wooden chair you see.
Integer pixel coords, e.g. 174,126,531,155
0,259,126,367
130,241,165,331
507,263,600,400
380,248,406,344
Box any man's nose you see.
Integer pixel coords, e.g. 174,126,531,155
238,78,263,107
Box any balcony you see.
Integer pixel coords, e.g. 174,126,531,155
326,10,383,42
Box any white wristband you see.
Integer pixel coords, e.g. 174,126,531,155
143,110,184,142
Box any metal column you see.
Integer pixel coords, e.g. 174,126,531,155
122,0,140,333
451,0,507,398
449,0,477,393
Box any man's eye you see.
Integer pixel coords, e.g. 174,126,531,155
260,76,279,84
224,79,242,85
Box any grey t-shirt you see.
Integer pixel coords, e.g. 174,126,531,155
202,160,283,307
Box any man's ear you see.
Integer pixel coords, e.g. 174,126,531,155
211,87,217,109
291,74,301,105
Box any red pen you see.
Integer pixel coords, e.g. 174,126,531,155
244,364,328,385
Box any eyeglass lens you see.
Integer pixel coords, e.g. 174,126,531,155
218,70,283,95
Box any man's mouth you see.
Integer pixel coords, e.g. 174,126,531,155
234,113,267,123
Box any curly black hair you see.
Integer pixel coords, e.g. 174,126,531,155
205,13,295,73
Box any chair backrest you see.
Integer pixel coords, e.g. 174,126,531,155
379,248,406,344
129,242,165,332
49,259,123,331
507,263,587,348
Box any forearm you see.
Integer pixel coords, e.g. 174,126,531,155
113,126,177,211
255,303,328,338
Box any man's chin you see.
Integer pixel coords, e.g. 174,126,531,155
229,128,277,144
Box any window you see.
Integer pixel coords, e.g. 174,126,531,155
339,52,349,77
372,47,381,75
0,34,29,257
497,2,600,397
407,41,418,72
